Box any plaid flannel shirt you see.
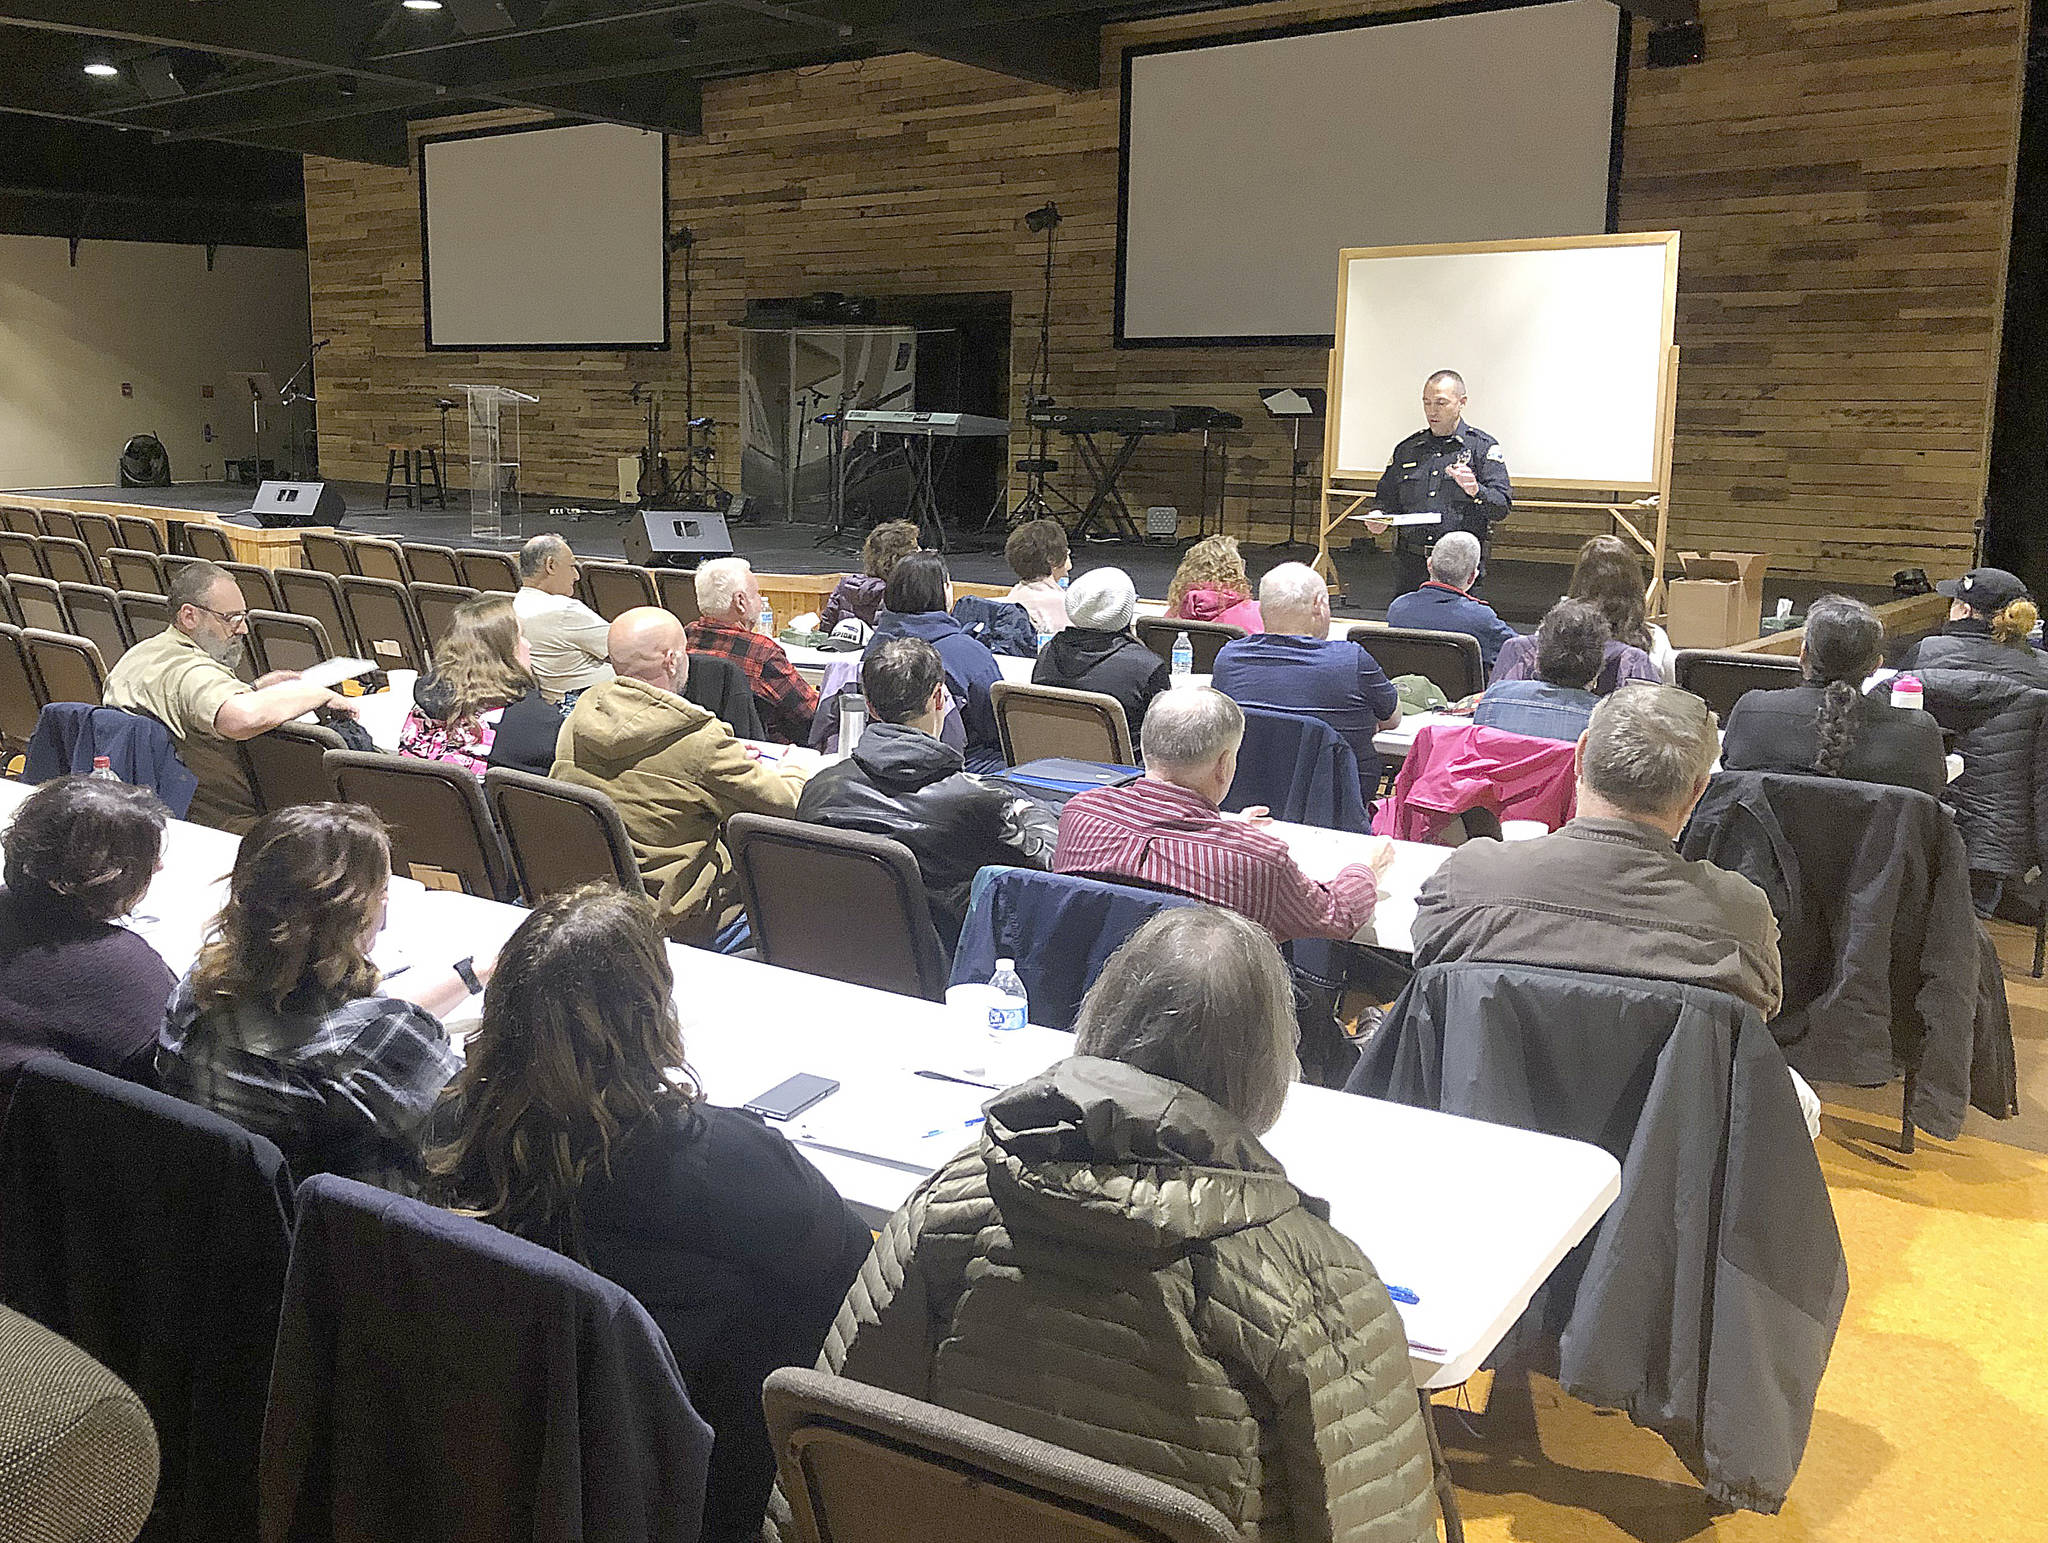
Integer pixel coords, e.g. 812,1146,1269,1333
1053,777,1378,943
685,618,821,745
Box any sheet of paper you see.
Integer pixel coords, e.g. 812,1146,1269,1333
789,1073,991,1172
297,656,379,689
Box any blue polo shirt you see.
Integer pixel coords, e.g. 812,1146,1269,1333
1211,633,1401,799
1385,581,1519,670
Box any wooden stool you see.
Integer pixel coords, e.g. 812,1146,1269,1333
417,445,447,510
383,446,417,509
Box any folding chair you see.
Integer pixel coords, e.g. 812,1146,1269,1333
0,575,14,627
728,813,948,1000
324,750,514,900
0,532,48,579
114,515,165,555
399,543,464,587
349,536,409,584
240,721,346,814
581,562,659,620
102,548,166,596
116,591,170,644
338,576,426,672
990,680,1135,766
1137,616,1243,672
8,576,66,633
36,510,84,546
180,524,238,563
296,530,356,579
21,630,105,705
458,548,521,594
1348,625,1485,701
412,582,480,650
0,506,40,536
54,584,129,666
245,610,334,678
0,624,46,757
221,560,284,611
1673,649,1803,721
274,568,357,657
654,567,701,626
70,510,123,572
484,768,643,903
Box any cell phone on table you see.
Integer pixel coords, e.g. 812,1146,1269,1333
744,1073,840,1121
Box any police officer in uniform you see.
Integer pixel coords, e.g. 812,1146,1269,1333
1363,371,1512,598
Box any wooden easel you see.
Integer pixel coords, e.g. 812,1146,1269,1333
1314,233,1681,613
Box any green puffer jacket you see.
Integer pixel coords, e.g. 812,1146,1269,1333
821,1056,1437,1543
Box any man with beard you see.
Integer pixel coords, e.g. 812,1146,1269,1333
102,562,358,832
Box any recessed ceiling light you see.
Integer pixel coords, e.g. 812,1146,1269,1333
401,0,444,10
83,61,120,78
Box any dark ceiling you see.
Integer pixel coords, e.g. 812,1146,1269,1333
0,0,1693,249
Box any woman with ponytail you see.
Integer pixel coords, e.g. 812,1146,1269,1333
1899,567,2048,687
1722,595,1946,794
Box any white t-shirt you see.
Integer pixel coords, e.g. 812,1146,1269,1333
512,586,615,702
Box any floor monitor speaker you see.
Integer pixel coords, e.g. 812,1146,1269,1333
250,480,345,527
623,506,739,568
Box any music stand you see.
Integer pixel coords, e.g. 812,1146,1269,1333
1258,387,1325,554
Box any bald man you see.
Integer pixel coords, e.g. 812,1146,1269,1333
551,607,807,945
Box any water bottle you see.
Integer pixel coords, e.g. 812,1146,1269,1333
987,959,1029,1040
1891,673,1924,713
837,691,866,754
757,603,775,637
1171,630,1194,679
1036,629,1054,653
89,756,119,782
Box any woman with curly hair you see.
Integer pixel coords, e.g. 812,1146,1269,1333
1164,534,1263,632
1722,594,1945,794
157,803,479,1189
821,518,921,633
399,592,561,775
1491,535,1666,690
428,883,870,1543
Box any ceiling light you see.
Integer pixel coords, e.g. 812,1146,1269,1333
401,0,444,10
83,60,120,78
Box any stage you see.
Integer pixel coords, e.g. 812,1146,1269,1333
4,480,1889,626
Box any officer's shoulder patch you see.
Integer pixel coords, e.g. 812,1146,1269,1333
1487,444,1507,461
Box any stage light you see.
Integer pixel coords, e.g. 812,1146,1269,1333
401,0,445,11
1024,202,1062,234
83,60,120,79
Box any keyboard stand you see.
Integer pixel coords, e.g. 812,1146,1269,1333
1064,429,1148,542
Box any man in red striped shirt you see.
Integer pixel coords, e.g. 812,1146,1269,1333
1053,687,1393,943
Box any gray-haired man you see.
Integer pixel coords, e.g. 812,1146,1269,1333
512,533,614,703
1411,684,1782,1014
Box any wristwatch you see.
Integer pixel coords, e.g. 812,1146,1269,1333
452,956,484,996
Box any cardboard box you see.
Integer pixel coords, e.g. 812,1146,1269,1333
1665,551,1769,648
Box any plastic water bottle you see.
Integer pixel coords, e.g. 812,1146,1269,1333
837,692,866,754
987,959,1029,1040
1037,629,1054,653
89,756,118,782
1891,673,1924,713
758,603,775,637
1171,630,1194,679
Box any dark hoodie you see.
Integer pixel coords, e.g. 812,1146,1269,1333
795,721,1055,949
821,1056,1438,1543
409,670,562,776
1031,628,1174,740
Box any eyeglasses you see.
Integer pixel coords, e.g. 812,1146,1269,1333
191,603,250,629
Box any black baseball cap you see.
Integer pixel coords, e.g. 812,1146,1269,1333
1936,567,2031,610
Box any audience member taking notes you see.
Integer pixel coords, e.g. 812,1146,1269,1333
1210,562,1402,806
686,557,820,745
1720,594,1946,795
155,803,482,1192
797,637,1056,951
512,532,615,705
1030,566,1173,738
820,906,1438,1543
1384,530,1516,670
0,777,174,1099
102,561,361,833
1053,686,1392,943
399,591,563,777
552,607,807,946
1414,685,1783,1016
427,883,872,1543
1473,599,1610,743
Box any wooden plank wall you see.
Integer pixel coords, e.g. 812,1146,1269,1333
303,0,2027,586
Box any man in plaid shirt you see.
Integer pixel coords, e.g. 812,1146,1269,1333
1054,687,1393,943
685,557,820,744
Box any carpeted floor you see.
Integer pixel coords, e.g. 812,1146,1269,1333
1436,917,2048,1541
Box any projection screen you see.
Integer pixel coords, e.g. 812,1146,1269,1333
1118,0,1624,345
421,121,668,350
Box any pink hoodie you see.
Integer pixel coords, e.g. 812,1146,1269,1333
1170,585,1264,633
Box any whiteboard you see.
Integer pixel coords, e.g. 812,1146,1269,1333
1120,0,1621,343
421,122,667,350
1331,234,1679,490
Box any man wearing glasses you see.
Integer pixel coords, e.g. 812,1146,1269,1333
103,562,358,832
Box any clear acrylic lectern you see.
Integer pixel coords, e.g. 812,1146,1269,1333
450,383,536,539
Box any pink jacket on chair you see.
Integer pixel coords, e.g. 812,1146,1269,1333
1372,721,1579,843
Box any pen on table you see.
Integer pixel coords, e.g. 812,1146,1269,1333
923,1115,986,1138
914,1069,998,1089
1385,1283,1419,1306
1406,1341,1447,1358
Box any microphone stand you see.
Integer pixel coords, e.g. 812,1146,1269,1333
278,338,327,479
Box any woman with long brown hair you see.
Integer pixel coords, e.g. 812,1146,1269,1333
1164,533,1263,631
157,803,480,1190
399,592,561,775
1490,534,1668,691
427,883,870,1543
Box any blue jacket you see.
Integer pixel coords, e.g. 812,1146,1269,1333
1211,633,1400,804
1223,706,1371,832
873,608,1004,773
1385,581,1519,670
950,595,1038,659
23,703,198,818
1473,679,1599,743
